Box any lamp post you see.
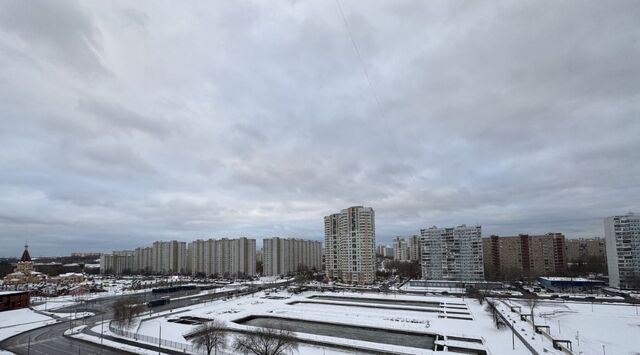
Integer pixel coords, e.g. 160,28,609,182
100,313,104,345
150,320,162,355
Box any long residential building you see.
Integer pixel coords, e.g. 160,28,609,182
324,206,376,284
187,238,256,277
482,233,566,280
565,237,606,263
262,238,322,276
605,213,640,289
421,225,484,281
100,250,135,274
101,240,187,275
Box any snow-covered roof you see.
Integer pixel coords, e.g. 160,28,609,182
539,276,601,282
59,272,84,277
0,290,28,296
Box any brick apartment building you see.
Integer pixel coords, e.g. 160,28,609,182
483,233,566,280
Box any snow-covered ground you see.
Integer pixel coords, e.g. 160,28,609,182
127,290,535,354
504,299,640,355
0,308,57,341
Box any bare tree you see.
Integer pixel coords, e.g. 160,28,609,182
190,319,228,355
112,296,144,329
525,296,539,331
233,324,298,355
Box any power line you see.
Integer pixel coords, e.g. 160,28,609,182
335,0,384,117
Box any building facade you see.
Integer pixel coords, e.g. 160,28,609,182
408,235,422,262
605,213,640,289
482,233,567,280
101,240,187,275
390,235,422,262
324,206,376,284
262,237,322,276
421,225,484,281
187,238,256,277
151,241,188,274
393,236,409,261
565,237,606,263
0,291,30,312
100,250,135,275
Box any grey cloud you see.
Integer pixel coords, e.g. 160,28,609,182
0,1,638,255
0,0,108,76
77,99,171,138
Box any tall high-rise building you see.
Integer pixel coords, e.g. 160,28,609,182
482,233,566,280
151,241,188,274
421,225,484,281
391,236,421,262
604,213,640,289
263,238,322,276
408,235,422,262
324,206,375,284
393,236,409,261
187,238,256,277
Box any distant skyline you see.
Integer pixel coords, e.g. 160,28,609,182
1,1,639,256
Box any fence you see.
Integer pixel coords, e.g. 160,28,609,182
488,299,575,355
109,321,234,355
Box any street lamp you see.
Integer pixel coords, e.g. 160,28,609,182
100,313,104,345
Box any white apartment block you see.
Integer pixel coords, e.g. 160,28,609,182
262,237,322,276
188,237,256,277
605,213,640,289
100,250,134,274
393,236,410,261
421,224,484,281
324,206,376,284
151,240,188,274
101,240,187,275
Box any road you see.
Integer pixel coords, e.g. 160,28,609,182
1,294,130,355
0,282,289,355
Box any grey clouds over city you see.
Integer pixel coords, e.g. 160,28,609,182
0,1,639,256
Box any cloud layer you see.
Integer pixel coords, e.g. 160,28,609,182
1,1,639,256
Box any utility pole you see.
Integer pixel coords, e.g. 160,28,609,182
27,335,31,355
101,313,104,345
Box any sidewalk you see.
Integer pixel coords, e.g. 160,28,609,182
81,325,193,355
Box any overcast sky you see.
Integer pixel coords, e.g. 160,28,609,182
1,1,639,256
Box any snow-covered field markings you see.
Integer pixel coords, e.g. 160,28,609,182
503,298,640,355
123,290,546,354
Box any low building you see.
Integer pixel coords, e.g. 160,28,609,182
57,272,86,283
408,279,504,290
0,291,30,312
538,277,606,292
